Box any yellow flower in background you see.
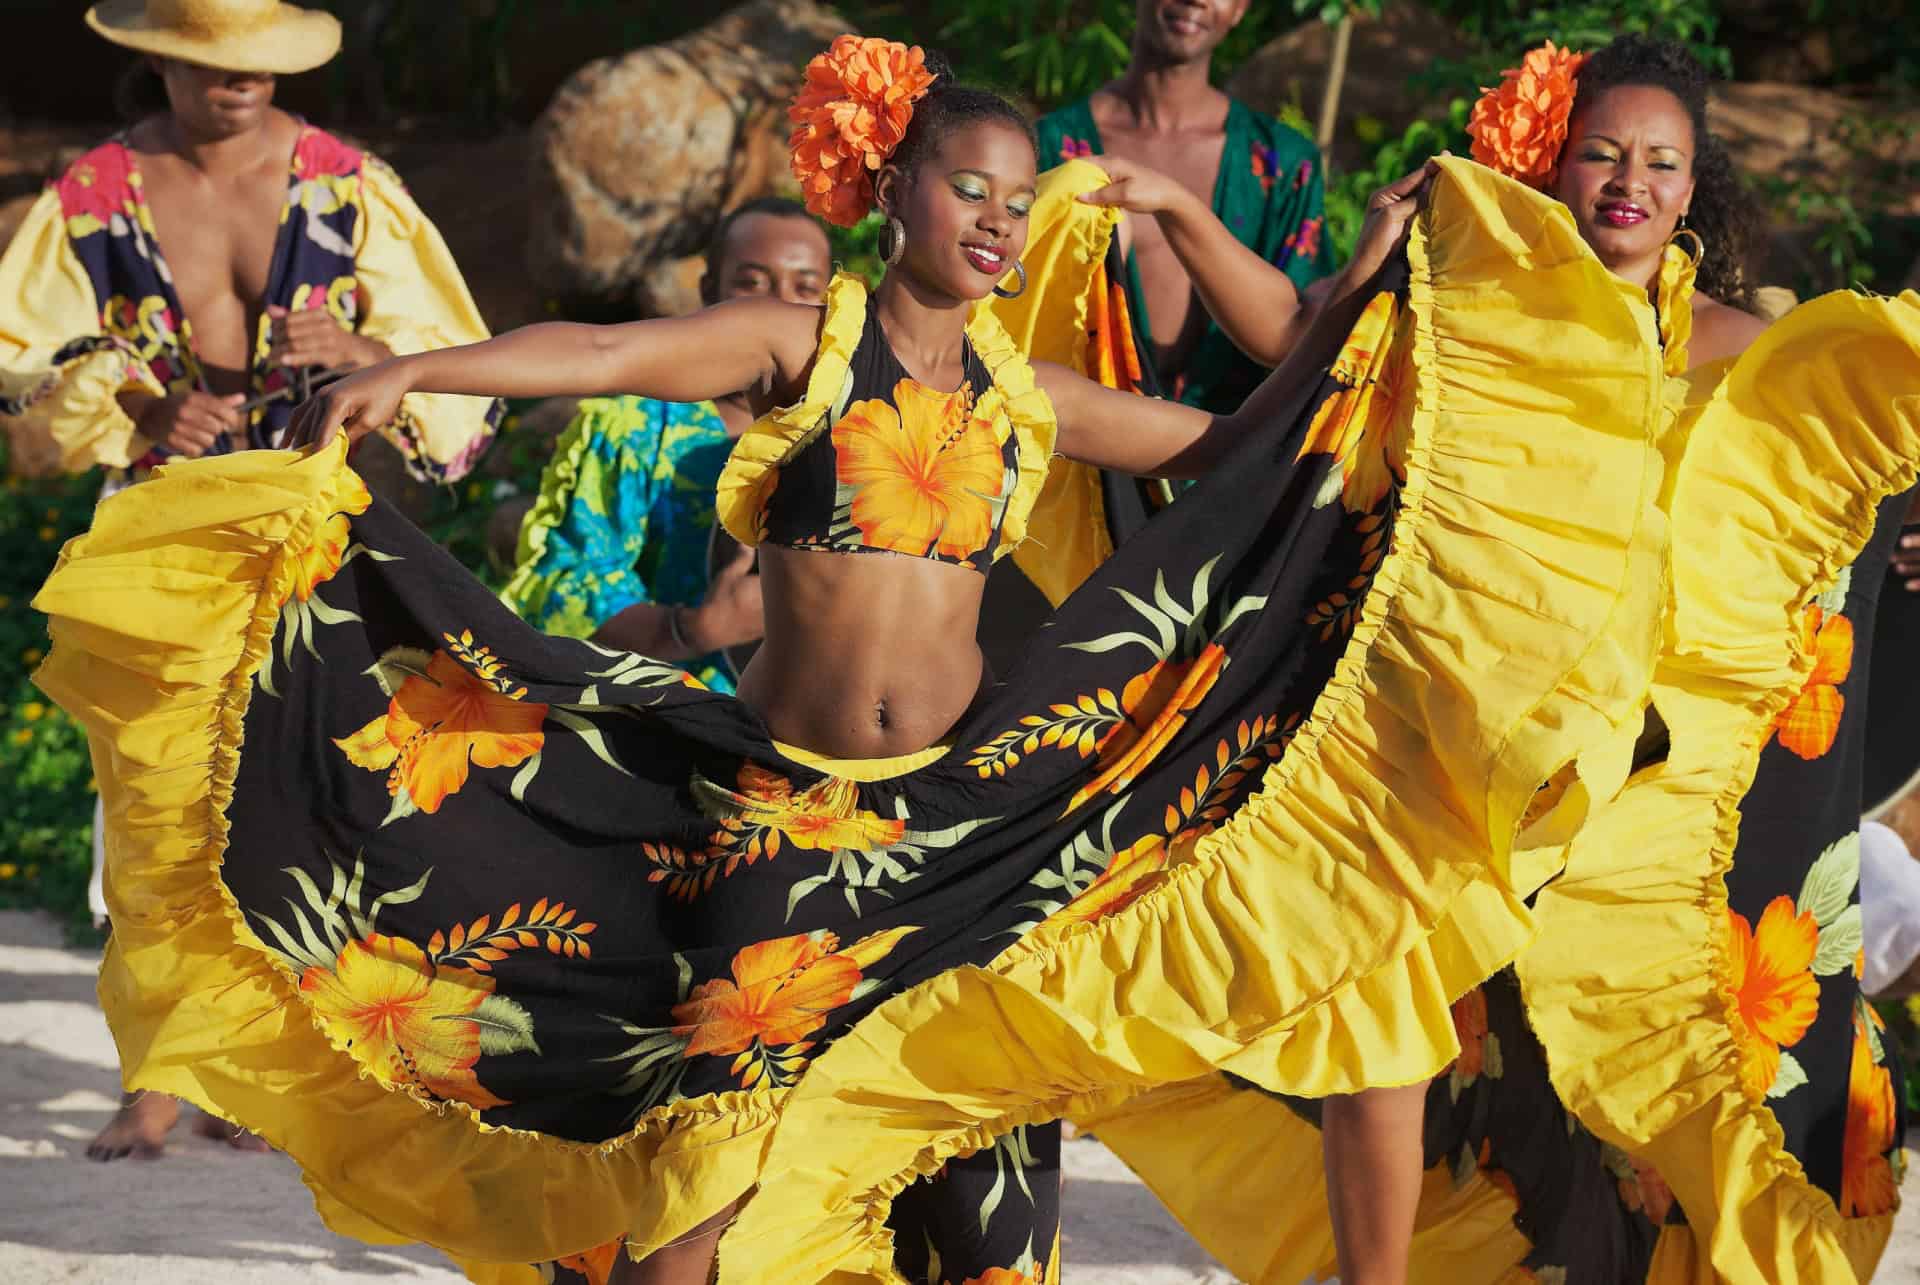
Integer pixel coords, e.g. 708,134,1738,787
0,864,16,880
22,864,37,880
21,648,42,665
10,729,31,746
20,703,43,722
37,526,56,542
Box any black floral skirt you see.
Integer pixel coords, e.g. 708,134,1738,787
40,161,1906,1284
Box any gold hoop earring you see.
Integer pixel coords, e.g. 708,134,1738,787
992,259,1028,300
1669,217,1705,269
879,216,906,267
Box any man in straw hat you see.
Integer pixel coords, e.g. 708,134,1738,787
0,0,502,1161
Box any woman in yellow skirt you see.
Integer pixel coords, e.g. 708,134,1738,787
1070,34,1917,1284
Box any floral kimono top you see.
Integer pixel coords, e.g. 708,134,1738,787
1036,97,1332,415
0,123,499,486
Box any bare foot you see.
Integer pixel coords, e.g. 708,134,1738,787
85,1091,179,1161
191,1111,272,1153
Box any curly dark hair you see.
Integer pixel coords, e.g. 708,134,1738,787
886,50,1035,186
1567,35,1765,309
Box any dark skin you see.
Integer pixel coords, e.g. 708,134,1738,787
588,211,833,662
92,53,410,1164
113,58,389,459
1088,0,1291,383
289,124,1428,1282
1551,84,1768,369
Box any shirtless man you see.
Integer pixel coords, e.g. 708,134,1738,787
0,0,498,1159
1035,0,1332,415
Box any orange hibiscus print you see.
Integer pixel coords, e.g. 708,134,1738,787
1065,643,1226,814
334,636,547,814
1450,987,1490,1080
960,1268,1044,1285
555,1238,624,1285
1726,896,1821,1097
281,473,374,606
671,926,916,1060
1297,293,1412,513
1297,293,1392,463
299,932,507,1109
1841,1020,1899,1216
706,763,906,853
1616,1156,1674,1225
833,377,1007,563
1774,604,1853,759
1060,834,1169,925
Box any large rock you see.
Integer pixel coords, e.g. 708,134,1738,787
1708,82,1920,292
1709,82,1920,217
527,0,845,321
1226,5,1473,170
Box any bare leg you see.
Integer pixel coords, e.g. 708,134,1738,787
608,1202,739,1285
1323,1082,1426,1285
191,1110,273,1152
85,1090,179,1161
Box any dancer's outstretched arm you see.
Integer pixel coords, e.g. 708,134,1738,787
1077,154,1323,369
1049,162,1437,479
287,298,824,451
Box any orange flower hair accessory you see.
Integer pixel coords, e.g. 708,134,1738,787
1467,40,1587,189
788,35,937,227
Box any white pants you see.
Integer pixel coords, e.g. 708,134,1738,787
88,795,107,929
1863,819,1920,995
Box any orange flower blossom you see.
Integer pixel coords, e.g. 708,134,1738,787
789,36,936,227
1467,41,1587,188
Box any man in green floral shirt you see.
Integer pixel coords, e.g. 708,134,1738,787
1036,0,1331,415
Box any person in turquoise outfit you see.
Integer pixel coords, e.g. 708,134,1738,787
1035,0,1332,415
501,198,832,691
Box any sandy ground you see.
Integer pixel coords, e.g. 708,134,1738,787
0,907,1913,1285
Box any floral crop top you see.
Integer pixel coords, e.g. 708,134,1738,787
714,273,1056,573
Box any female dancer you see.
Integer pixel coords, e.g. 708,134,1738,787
288,42,1431,1285
35,32,1868,1285
1066,34,1916,1284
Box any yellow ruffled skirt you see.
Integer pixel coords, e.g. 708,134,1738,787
31,160,1914,1283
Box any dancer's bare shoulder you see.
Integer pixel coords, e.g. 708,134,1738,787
1688,295,1770,369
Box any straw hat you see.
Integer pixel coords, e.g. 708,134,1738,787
85,0,342,75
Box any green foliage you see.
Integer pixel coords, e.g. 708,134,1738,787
838,0,1304,109
417,406,554,589
1423,0,1729,75
1289,0,1385,30
0,448,105,942
1755,110,1920,295
1323,101,1472,266
826,212,888,289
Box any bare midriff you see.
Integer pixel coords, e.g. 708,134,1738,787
737,544,992,760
